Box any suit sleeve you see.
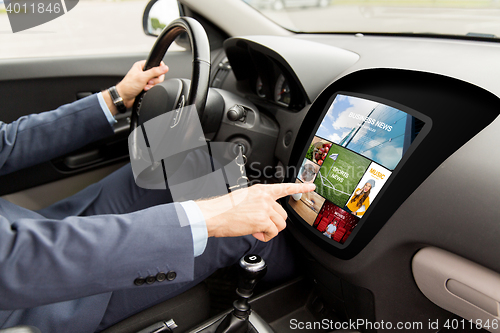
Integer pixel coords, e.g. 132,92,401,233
0,94,114,176
0,201,195,310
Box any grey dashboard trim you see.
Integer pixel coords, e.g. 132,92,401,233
295,33,500,99
413,247,500,333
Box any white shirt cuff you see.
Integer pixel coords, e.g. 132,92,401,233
180,201,208,257
97,92,117,127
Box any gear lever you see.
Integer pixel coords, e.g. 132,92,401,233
215,254,267,333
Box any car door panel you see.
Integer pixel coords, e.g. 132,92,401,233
0,50,194,205
1,163,127,210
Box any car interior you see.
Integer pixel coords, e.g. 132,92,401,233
1,0,500,332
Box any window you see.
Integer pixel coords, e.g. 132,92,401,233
0,0,182,59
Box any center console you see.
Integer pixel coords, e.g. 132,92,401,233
282,68,500,259
187,254,273,333
287,92,428,251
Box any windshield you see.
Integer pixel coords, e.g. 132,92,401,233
242,0,500,39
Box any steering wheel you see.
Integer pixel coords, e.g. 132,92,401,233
128,17,212,190
130,17,211,130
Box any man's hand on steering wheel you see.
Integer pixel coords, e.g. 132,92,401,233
103,60,169,115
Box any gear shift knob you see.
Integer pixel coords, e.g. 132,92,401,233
215,254,267,333
237,254,267,297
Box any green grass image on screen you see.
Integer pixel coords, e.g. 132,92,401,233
314,144,371,208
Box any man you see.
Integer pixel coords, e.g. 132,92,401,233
0,61,314,332
323,221,337,239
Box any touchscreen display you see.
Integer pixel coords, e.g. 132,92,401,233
289,94,424,244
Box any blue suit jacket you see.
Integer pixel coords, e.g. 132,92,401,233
0,95,195,332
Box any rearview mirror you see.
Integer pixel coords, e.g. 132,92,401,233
142,0,181,37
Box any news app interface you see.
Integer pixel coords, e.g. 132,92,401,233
290,94,424,244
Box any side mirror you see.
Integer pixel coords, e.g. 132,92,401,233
142,0,181,37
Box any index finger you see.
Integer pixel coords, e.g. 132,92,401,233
268,182,316,200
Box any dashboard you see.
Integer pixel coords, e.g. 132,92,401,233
208,33,500,330
215,34,500,256
248,58,302,110
222,37,310,111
